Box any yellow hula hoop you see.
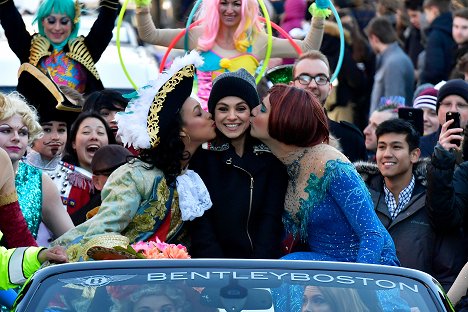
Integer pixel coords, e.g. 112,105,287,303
256,0,273,84
116,0,138,90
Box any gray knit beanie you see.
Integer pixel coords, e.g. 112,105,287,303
207,69,260,114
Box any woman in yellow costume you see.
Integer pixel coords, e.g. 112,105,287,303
135,0,330,109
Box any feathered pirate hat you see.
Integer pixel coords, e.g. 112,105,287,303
116,50,204,150
16,63,82,125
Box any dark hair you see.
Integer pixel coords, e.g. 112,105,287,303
375,119,420,151
82,89,129,113
454,7,468,19
405,0,423,10
138,112,190,186
365,16,399,44
268,84,329,147
62,111,116,166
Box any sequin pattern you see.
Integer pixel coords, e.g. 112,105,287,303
40,50,87,93
15,162,43,238
279,144,398,265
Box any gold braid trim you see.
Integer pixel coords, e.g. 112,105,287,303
166,189,183,241
29,35,51,66
100,0,119,10
0,0,11,5
147,65,195,148
66,36,101,80
0,191,18,206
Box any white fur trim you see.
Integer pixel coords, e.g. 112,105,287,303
116,50,204,149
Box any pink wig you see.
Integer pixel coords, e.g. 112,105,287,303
197,0,264,52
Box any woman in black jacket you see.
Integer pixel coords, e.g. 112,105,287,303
189,69,288,259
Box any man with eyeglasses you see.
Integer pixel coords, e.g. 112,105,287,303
291,51,367,162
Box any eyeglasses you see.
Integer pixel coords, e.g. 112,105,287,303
44,16,71,26
293,74,330,86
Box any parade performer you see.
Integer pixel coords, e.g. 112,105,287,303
0,148,36,248
250,84,399,265
134,0,330,108
52,51,216,262
0,0,120,96
0,92,74,245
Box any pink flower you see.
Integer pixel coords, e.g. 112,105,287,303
131,241,152,253
161,245,191,259
129,238,190,259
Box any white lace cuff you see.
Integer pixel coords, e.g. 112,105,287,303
176,170,212,221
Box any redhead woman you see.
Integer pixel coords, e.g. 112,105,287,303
250,84,399,265
134,0,330,108
0,92,74,246
53,51,216,262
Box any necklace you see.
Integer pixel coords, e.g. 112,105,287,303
285,148,308,192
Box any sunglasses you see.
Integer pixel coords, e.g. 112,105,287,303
44,16,71,26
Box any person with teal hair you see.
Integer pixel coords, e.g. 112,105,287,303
0,0,120,97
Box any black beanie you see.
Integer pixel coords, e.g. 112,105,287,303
436,79,468,112
207,68,260,114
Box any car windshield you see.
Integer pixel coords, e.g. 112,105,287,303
22,267,439,312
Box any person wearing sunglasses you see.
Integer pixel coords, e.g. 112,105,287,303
291,51,367,163
0,0,120,99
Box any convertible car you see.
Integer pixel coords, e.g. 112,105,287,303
13,259,454,312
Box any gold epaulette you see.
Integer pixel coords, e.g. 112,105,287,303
29,35,51,66
0,191,18,207
66,36,101,80
100,0,119,10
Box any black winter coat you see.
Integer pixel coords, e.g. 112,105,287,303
426,144,468,253
420,12,457,85
355,160,466,291
189,140,288,259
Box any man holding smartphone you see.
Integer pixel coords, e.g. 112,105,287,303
425,79,468,276
419,79,468,156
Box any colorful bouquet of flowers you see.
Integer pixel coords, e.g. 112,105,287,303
113,237,191,259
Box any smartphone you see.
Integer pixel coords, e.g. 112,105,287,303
446,112,461,146
398,107,424,136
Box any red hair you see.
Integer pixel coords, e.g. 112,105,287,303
268,84,329,147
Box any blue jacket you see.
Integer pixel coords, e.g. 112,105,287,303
420,12,457,85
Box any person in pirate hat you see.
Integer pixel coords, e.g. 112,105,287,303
0,0,120,96
52,51,216,262
18,63,84,173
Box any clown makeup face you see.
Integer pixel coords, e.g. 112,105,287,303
33,121,67,160
0,115,29,166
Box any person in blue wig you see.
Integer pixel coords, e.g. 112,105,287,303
0,0,120,97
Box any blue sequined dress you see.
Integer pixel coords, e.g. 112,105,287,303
15,161,43,239
282,151,398,266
